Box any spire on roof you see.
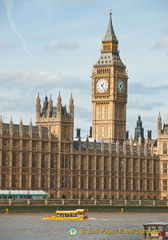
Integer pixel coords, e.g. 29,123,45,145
102,11,118,44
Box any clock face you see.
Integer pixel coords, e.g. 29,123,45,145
117,79,125,94
96,79,108,93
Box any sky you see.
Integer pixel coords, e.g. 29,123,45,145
0,0,168,139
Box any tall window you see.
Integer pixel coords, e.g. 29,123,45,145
111,158,114,171
22,140,28,150
133,159,137,172
147,179,150,191
50,175,54,188
22,154,27,167
22,175,26,188
12,174,16,187
12,152,17,167
163,142,167,154
96,177,100,189
104,125,108,137
96,157,99,171
31,175,36,188
89,157,92,170
81,176,85,189
104,177,108,189
61,156,69,169
81,156,85,170
104,105,108,119
73,156,76,169
104,157,108,171
1,174,6,187
163,180,167,191
126,178,129,190
50,154,55,168
147,160,150,173
119,178,123,190
119,159,124,172
133,179,137,190
154,180,157,191
88,176,92,189
140,160,143,173
163,163,167,174
32,154,36,168
41,175,45,188
72,176,76,188
98,106,102,119
61,176,68,188
140,179,143,190
2,152,7,166
111,178,115,190
41,154,46,168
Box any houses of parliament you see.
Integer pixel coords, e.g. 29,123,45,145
0,12,167,200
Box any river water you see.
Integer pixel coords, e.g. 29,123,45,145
0,212,168,240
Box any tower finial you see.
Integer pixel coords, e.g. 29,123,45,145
109,5,112,15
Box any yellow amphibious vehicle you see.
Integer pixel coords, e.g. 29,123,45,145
43,209,88,220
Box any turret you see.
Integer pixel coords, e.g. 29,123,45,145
35,92,74,141
9,117,13,136
29,119,33,137
134,115,144,143
47,94,53,117
157,112,162,136
42,95,48,117
69,93,74,118
36,93,41,119
57,91,62,114
19,118,23,137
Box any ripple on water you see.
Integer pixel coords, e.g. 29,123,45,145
0,212,167,240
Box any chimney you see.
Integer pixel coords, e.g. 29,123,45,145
89,126,92,138
147,130,152,139
76,128,81,138
126,131,129,140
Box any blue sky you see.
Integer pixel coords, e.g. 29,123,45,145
0,0,168,139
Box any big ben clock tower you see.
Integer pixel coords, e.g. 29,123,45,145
92,11,128,142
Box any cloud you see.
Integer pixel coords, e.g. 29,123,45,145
0,68,89,92
128,100,163,111
75,105,91,121
44,38,80,51
1,0,31,56
0,95,33,113
129,82,168,94
152,35,168,50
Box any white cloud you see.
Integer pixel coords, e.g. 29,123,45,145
129,82,168,94
0,68,88,91
152,35,168,50
44,38,80,51
128,100,163,111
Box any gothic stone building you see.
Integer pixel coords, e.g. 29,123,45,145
0,111,161,200
0,12,167,200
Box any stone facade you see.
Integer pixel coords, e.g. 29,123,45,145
0,115,160,199
153,113,168,200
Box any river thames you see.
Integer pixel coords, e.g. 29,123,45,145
0,212,168,240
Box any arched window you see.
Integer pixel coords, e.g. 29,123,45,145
163,142,167,154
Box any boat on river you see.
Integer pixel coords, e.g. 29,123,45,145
142,222,168,240
43,209,88,220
